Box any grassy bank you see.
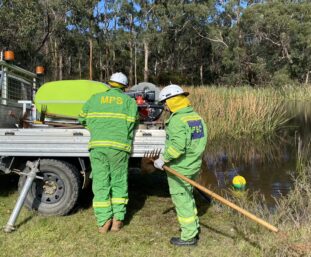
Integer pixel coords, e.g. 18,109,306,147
1,162,311,257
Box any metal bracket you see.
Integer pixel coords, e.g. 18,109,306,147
0,156,15,174
3,159,40,233
78,157,90,189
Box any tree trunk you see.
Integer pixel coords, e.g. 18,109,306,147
128,14,134,86
99,51,103,82
144,39,149,82
305,71,310,85
78,56,82,79
154,60,158,76
105,47,109,81
54,40,58,80
129,40,133,86
68,55,71,77
200,64,203,86
59,52,63,80
134,41,137,85
111,49,115,75
89,37,93,80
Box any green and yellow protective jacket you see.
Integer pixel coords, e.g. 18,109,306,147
163,106,207,175
78,88,138,152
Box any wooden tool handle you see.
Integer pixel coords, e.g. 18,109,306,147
163,164,279,233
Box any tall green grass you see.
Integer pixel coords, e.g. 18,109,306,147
184,86,302,140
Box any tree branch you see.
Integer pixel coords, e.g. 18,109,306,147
35,11,51,54
192,26,228,48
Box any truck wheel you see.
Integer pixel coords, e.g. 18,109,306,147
18,159,81,216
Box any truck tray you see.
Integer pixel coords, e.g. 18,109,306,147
0,128,165,157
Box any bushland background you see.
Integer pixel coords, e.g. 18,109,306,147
1,0,310,87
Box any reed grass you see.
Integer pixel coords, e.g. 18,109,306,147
183,86,290,140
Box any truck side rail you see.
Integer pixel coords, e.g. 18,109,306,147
0,128,165,158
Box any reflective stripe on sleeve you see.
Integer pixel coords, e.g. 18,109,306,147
167,146,181,158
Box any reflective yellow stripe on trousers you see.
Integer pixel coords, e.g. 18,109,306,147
89,140,131,152
177,215,197,224
111,198,128,204
93,200,111,208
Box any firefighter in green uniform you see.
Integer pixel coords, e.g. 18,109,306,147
154,84,207,246
79,72,138,233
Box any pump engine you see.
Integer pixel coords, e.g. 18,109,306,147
126,82,163,122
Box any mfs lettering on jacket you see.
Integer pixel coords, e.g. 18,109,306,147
101,96,123,105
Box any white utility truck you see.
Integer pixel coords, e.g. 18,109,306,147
0,52,165,225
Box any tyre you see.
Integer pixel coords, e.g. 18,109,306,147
18,159,81,216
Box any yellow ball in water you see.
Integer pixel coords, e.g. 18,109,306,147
232,175,246,190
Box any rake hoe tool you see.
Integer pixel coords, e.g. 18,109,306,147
144,149,279,233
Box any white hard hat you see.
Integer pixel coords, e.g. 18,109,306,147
159,84,189,102
109,72,128,87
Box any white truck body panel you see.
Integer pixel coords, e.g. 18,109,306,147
0,128,166,158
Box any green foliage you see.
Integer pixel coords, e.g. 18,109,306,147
0,1,310,86
271,69,293,87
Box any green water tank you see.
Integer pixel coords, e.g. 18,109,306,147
35,80,109,118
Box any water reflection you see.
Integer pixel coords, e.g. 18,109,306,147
198,135,296,206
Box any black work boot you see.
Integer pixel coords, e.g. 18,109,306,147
170,237,198,246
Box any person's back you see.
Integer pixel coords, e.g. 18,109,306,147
79,72,138,233
82,87,137,152
166,106,207,175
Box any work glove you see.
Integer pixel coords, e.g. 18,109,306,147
154,157,165,170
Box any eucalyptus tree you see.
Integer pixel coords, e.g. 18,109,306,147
114,0,140,86
240,1,311,85
134,0,157,82
0,0,47,70
67,0,101,80
150,1,212,85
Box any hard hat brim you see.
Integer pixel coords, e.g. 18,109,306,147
160,92,189,102
109,80,127,87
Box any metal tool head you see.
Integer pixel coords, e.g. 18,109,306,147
143,149,161,161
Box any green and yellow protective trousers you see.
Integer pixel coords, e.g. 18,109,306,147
79,87,138,227
163,106,207,240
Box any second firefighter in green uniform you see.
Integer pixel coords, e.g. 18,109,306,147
79,72,138,233
154,84,207,246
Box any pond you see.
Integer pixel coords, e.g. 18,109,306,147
197,100,311,207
